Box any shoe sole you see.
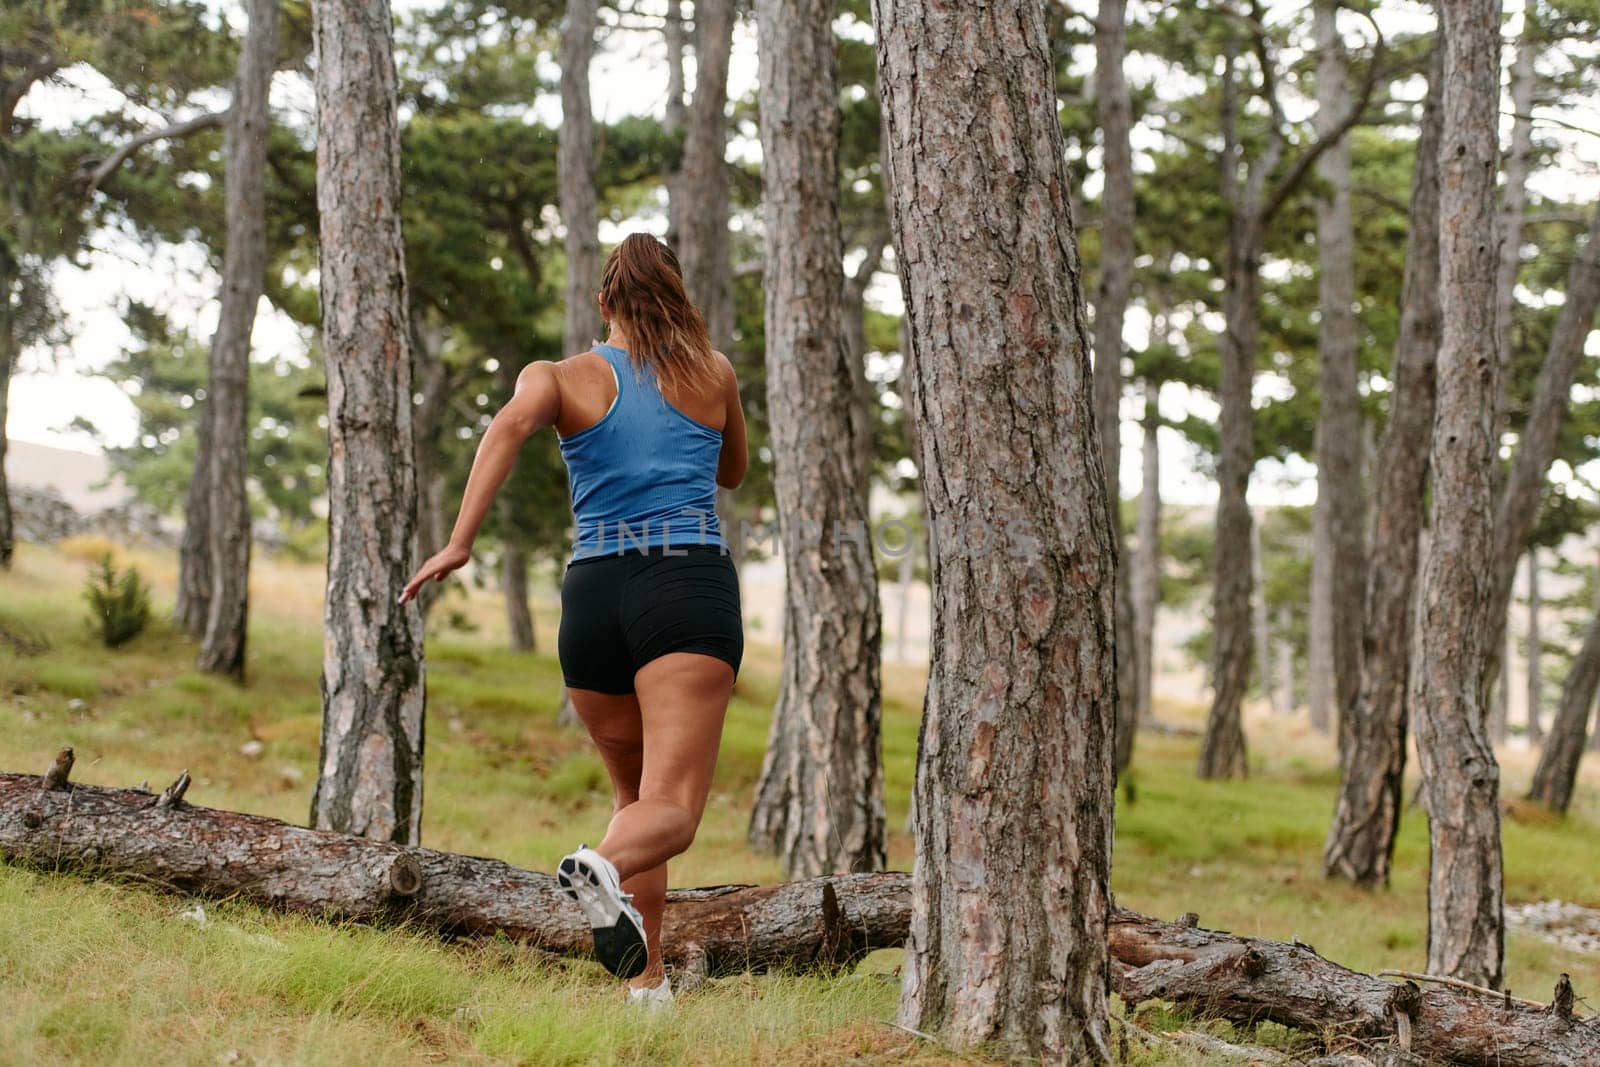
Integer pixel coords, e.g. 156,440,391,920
558,854,648,979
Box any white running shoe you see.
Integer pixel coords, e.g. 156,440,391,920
557,845,648,979
626,976,673,1012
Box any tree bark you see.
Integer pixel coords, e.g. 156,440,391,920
175,399,215,638
1133,380,1161,725
1110,910,1600,1067
559,0,602,356
409,309,453,619
843,234,886,519
1094,0,1138,776
675,0,734,351
308,0,427,846
1276,603,1295,715
1526,612,1600,812
196,0,279,678
1311,0,1365,752
662,3,688,248
1323,42,1443,888
1526,549,1542,743
1492,2,1538,477
0,291,14,568
1251,508,1277,714
1483,204,1600,698
0,763,908,983
493,359,535,654
1198,33,1260,781
874,2,1118,1058
1410,0,1504,988
748,0,884,879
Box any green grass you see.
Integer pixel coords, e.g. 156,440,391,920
2,540,1598,1064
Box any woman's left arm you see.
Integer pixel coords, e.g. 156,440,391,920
400,361,562,603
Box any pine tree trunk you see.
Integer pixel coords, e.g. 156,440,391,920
501,536,535,653
1323,42,1443,887
175,399,215,638
1276,603,1295,714
308,0,427,846
1312,0,1365,754
197,0,278,678
1309,489,1334,731
1251,509,1277,714
559,0,602,355
1527,612,1600,812
1198,36,1259,781
1483,204,1600,697
676,0,734,350
0,292,15,568
409,310,451,619
1526,549,1542,743
1093,0,1137,776
875,2,1117,1057
662,4,688,247
747,0,884,878
843,236,886,519
1410,0,1504,988
1492,3,1538,473
1133,380,1161,724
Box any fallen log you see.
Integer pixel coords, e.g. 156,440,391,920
0,751,909,982
1110,910,1600,1067
4,751,1598,1065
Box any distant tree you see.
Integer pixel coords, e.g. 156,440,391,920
875,0,1117,1057
1308,0,1365,748
197,0,280,678
308,0,427,845
1323,42,1443,888
1093,0,1138,774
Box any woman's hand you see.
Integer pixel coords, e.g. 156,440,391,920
400,543,471,604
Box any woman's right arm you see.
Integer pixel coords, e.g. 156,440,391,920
400,361,562,603
715,353,748,490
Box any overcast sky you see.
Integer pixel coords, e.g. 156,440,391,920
10,0,1598,510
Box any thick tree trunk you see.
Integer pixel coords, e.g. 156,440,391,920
1094,0,1137,776
559,0,602,356
875,2,1118,1058
748,0,884,878
175,399,215,638
1483,205,1600,697
1323,43,1443,888
1410,0,1504,988
1527,549,1542,743
197,0,279,679
1526,612,1600,812
8,759,1597,1066
675,0,734,351
1311,0,1365,753
1133,380,1161,725
308,0,427,846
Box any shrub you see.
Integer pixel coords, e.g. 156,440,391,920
82,553,152,648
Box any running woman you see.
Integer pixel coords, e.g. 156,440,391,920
401,232,748,1008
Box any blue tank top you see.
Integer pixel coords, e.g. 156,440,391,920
558,343,725,560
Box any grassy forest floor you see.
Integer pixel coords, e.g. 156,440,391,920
2,539,1598,1065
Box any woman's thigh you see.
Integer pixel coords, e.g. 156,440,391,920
632,652,734,822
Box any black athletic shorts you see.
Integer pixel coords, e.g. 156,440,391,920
558,544,744,695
